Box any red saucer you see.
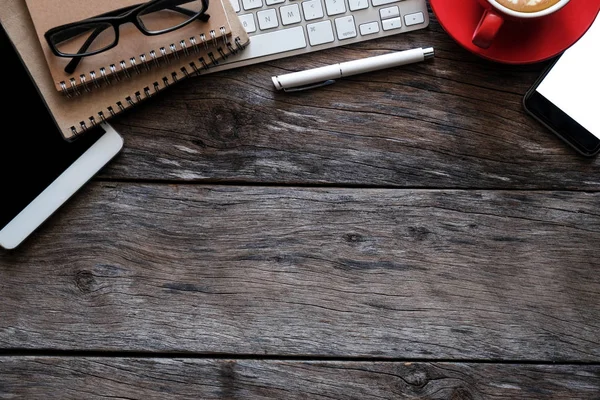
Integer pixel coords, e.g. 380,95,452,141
430,0,600,64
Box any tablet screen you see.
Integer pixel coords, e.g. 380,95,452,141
536,12,600,139
0,23,106,230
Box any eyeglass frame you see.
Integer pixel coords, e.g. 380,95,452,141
44,0,211,73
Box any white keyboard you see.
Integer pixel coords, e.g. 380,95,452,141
206,0,429,73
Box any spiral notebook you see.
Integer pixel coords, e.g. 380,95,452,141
24,0,238,96
0,0,248,140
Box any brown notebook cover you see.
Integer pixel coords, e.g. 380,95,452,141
0,0,248,140
24,0,236,95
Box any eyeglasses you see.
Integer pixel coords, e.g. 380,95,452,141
44,0,210,74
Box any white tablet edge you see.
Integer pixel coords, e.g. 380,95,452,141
0,123,124,250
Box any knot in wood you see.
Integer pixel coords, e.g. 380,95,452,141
343,233,365,243
74,270,95,293
404,369,428,388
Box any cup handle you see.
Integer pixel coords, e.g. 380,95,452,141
472,8,505,49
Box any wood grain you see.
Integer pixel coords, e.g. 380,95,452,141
94,10,600,189
1,185,598,359
2,6,600,396
1,358,598,399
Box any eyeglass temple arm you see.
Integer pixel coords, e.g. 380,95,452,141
63,2,209,74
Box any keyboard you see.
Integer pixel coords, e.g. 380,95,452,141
207,0,430,73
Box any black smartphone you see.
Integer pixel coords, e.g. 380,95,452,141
523,13,599,157
0,21,124,250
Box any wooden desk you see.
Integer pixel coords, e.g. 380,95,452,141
1,5,599,399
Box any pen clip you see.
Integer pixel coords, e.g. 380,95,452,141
283,79,336,92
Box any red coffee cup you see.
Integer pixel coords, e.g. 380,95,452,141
472,0,571,49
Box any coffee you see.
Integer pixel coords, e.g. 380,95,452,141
495,0,561,13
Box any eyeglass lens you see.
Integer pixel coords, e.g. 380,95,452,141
52,22,117,56
140,0,206,32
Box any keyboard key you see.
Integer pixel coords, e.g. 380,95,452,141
382,17,401,30
242,0,263,10
372,0,399,6
334,16,357,40
325,0,346,15
281,4,302,25
379,6,399,19
359,21,379,35
227,26,307,61
238,14,257,32
229,0,241,12
266,0,285,4
348,0,369,11
307,20,335,45
404,12,425,26
302,0,325,20
257,9,279,30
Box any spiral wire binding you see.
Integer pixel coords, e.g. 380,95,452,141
67,32,248,137
60,26,231,98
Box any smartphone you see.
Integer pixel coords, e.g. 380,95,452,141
523,12,600,157
0,22,124,250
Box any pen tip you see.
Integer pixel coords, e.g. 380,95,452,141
272,76,283,90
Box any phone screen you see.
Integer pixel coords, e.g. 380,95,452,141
0,24,107,230
536,13,599,139
524,12,600,156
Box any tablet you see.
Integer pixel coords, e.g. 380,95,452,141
0,21,124,250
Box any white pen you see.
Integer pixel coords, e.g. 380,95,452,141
272,47,435,92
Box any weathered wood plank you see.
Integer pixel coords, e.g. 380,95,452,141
95,10,600,189
1,186,598,359
0,358,598,399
